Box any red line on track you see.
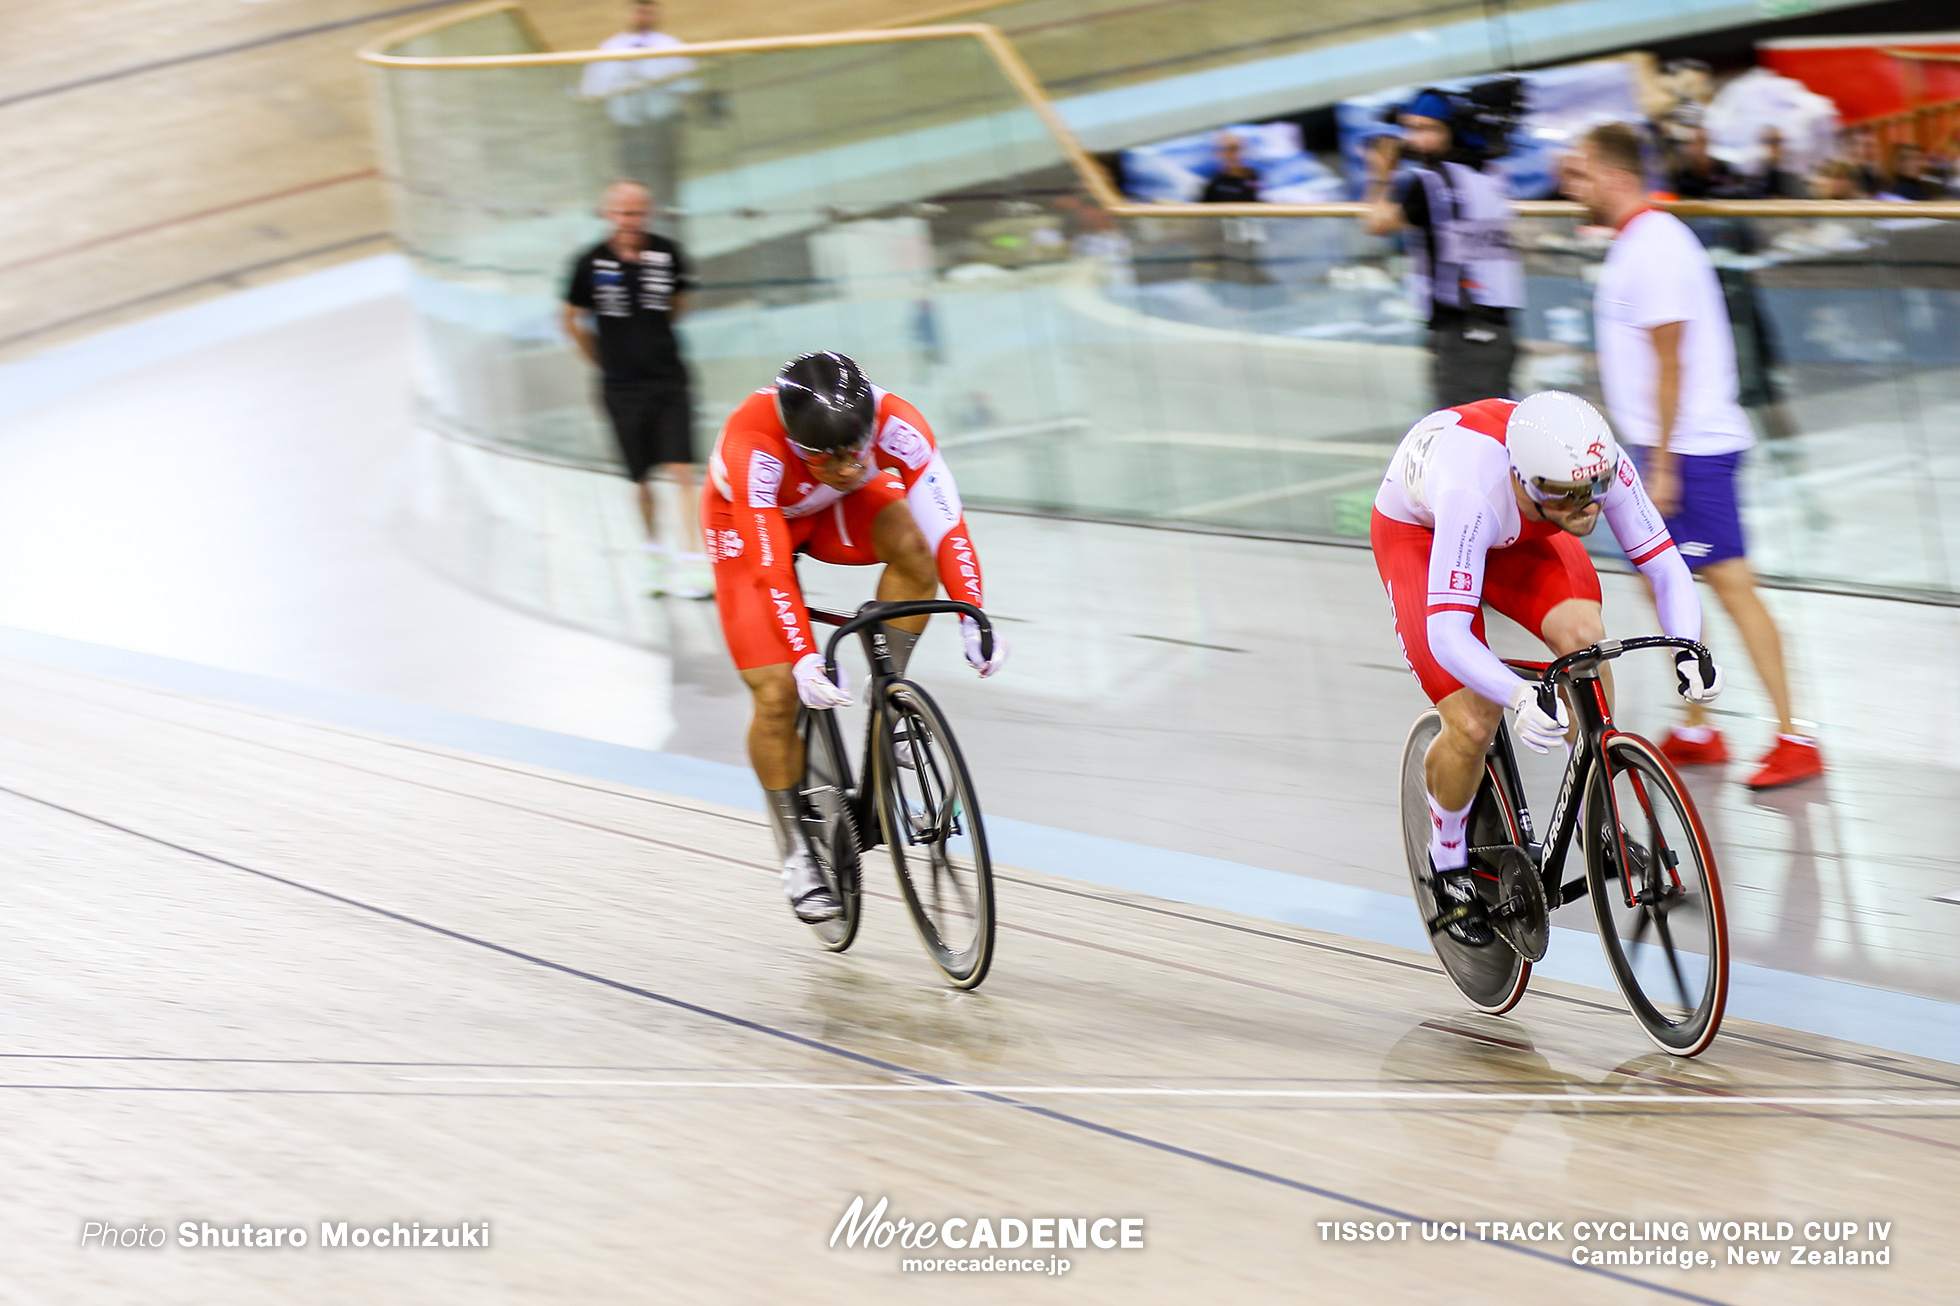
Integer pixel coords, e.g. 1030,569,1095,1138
0,168,380,278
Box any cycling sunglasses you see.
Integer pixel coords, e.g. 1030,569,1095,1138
1525,462,1615,507
787,432,875,468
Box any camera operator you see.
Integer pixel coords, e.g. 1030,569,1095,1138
1364,89,1523,408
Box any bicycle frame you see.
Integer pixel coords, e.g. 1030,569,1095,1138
1495,636,1714,913
806,599,994,850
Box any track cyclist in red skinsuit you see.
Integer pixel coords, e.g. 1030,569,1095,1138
1371,391,1725,946
702,351,1008,924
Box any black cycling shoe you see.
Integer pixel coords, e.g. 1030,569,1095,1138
1429,861,1496,948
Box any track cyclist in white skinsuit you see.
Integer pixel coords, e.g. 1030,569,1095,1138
1369,391,1725,945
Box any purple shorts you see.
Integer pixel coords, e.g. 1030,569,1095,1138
1631,447,1746,570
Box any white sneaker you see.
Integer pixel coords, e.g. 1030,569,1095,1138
668,551,715,601
643,545,671,597
782,847,841,922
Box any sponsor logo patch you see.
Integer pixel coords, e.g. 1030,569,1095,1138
748,451,785,507
879,416,932,470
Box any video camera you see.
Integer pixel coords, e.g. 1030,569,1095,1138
1380,76,1527,166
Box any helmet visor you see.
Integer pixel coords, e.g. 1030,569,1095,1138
1526,462,1615,507
786,429,875,467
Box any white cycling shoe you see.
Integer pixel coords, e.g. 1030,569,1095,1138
782,846,841,923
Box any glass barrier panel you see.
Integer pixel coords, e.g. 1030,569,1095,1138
370,22,1960,599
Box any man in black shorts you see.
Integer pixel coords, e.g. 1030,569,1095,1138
562,179,709,598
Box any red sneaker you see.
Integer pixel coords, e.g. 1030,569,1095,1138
1747,736,1824,790
1660,728,1730,766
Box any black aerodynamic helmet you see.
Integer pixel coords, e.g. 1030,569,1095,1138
775,351,875,454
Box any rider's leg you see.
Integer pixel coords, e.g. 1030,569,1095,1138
741,661,839,920
870,499,937,674
1539,596,1610,726
1426,688,1503,869
1424,599,1605,869
741,663,803,791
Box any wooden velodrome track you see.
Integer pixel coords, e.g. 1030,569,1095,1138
0,0,942,362
3,646,1951,1301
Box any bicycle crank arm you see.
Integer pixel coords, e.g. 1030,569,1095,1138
1426,903,1478,936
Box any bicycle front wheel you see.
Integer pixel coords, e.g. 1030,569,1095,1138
1584,733,1728,1057
876,680,995,989
1399,711,1530,1014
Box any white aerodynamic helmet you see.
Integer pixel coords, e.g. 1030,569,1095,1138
1506,391,1620,503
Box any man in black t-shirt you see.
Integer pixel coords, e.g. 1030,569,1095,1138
1199,134,1261,203
562,179,707,598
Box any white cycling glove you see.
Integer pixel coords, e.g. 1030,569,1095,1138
792,653,852,709
1507,681,1570,755
961,615,1009,678
1674,651,1725,704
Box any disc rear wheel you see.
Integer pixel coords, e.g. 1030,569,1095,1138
1399,711,1530,1014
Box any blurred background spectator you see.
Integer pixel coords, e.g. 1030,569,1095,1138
1670,126,1750,199
1879,141,1935,201
579,1,697,222
1200,134,1262,203
1362,89,1522,407
1755,128,1811,198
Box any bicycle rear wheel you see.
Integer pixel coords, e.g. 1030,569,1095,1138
1399,711,1530,1014
1584,733,1728,1056
876,680,995,989
798,708,862,952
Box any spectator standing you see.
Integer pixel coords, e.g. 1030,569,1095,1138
1363,90,1523,408
1200,134,1261,203
1669,126,1749,200
580,2,696,219
1879,141,1935,201
1755,129,1811,199
562,180,710,599
1571,122,1822,789
1846,132,1883,199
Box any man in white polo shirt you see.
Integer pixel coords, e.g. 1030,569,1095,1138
1572,122,1822,789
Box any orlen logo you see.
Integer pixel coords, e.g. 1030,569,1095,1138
1572,438,1611,479
1449,570,1474,592
748,451,785,507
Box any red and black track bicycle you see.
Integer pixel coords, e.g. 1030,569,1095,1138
1399,636,1730,1056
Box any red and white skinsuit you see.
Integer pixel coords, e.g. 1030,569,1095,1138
1370,398,1701,706
701,385,985,669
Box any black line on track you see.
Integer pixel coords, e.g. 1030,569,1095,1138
0,1,461,110
19,660,1960,1092
0,781,1736,1306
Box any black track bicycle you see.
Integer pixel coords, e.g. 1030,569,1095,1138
1398,636,1730,1056
793,599,998,989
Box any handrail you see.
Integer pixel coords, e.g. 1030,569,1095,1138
358,6,1960,221
360,0,547,55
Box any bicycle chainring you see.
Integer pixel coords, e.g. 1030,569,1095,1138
1489,844,1549,962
